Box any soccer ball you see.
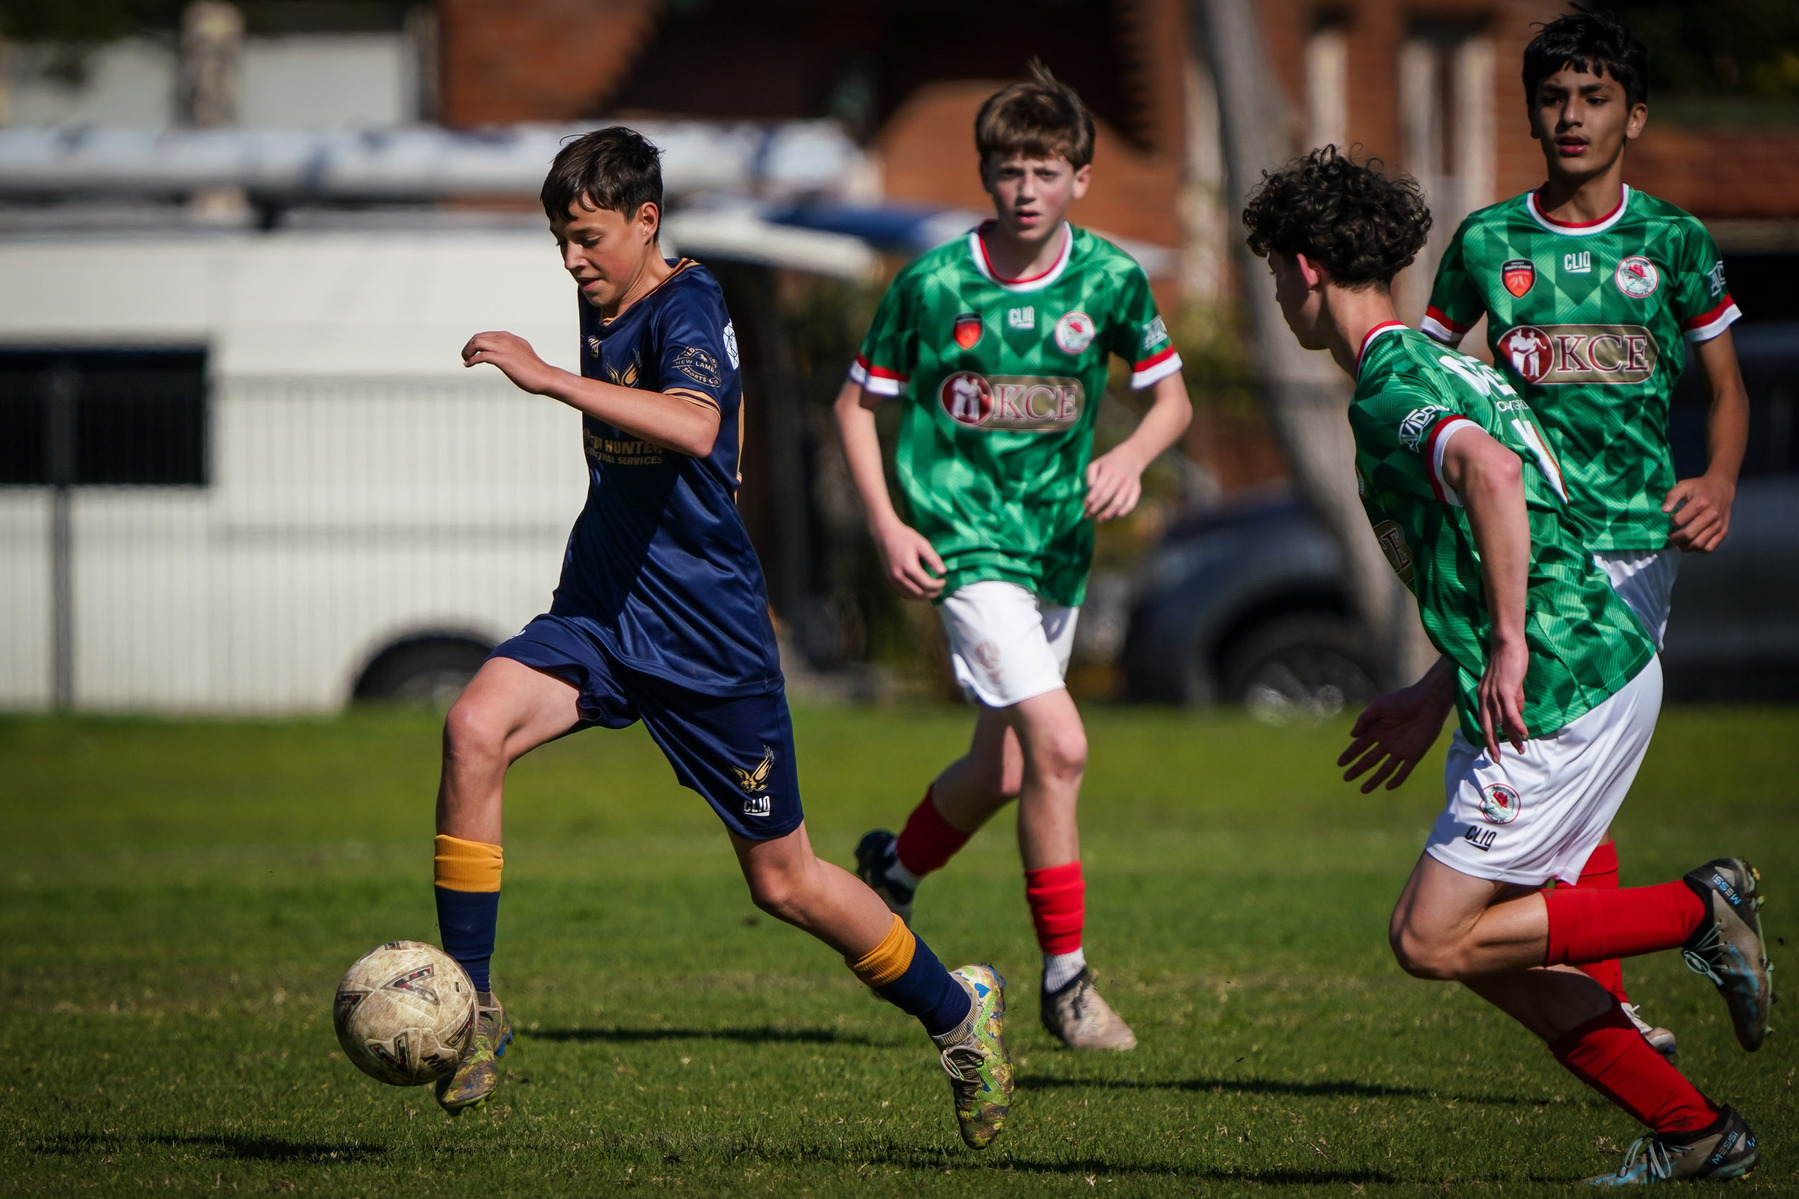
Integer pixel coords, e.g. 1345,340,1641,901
333,940,476,1086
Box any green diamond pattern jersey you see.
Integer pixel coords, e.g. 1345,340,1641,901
851,222,1180,606
1423,186,1741,551
1353,323,1653,743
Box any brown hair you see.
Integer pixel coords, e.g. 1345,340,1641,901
974,59,1095,169
541,126,663,234
1242,146,1432,289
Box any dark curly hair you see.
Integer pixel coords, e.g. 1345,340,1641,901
1524,9,1648,110
1241,146,1431,289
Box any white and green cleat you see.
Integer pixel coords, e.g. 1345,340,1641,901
931,965,1013,1149
435,991,512,1114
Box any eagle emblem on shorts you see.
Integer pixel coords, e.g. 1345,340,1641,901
732,747,775,795
1479,782,1521,825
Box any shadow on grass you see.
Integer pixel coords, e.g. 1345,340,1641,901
34,1131,386,1163
1023,1072,1556,1106
531,1025,892,1048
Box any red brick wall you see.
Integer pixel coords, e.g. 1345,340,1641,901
1627,126,1799,220
438,0,658,126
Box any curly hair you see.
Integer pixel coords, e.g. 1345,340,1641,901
1241,146,1431,289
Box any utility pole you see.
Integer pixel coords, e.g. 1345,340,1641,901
1194,0,1433,688
45,363,77,709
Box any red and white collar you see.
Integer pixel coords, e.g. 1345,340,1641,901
1356,320,1407,374
967,220,1075,292
1525,184,1631,236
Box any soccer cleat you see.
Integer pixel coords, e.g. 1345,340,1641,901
1584,1106,1758,1186
1681,858,1773,1052
434,992,512,1114
854,829,915,922
1041,967,1137,1051
1622,1002,1678,1064
931,964,1013,1149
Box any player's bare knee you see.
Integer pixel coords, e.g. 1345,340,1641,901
442,696,507,766
1390,925,1461,981
1031,728,1087,783
742,859,809,925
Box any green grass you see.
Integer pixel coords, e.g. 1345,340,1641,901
3,704,1796,1197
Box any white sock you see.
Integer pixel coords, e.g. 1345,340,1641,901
1043,948,1086,993
886,859,922,890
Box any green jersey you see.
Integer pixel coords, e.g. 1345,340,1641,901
1423,185,1740,551
852,221,1179,605
1353,322,1653,742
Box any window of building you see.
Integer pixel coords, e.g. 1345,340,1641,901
0,348,209,486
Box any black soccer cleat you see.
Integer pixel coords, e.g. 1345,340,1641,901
854,829,915,922
1681,858,1773,1052
1584,1106,1758,1186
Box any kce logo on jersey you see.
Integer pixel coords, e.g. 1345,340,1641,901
939,372,1085,432
1499,324,1658,385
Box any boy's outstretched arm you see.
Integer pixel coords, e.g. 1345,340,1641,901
1439,428,1531,759
1664,329,1748,553
1339,656,1457,793
833,378,945,599
1085,372,1193,521
462,330,721,459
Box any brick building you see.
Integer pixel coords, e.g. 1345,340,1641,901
437,0,1799,312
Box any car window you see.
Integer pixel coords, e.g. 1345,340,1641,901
1669,322,1799,480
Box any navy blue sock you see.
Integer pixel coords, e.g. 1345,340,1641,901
434,886,499,993
873,932,973,1038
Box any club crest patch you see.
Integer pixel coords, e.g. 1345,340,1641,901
586,334,603,358
1502,259,1535,299
1615,256,1659,299
954,312,983,350
1054,311,1096,354
672,346,721,388
1479,782,1522,825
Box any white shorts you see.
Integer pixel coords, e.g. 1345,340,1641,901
1595,547,1679,649
938,580,1078,708
1424,656,1662,887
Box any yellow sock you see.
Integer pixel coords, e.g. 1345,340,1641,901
434,834,502,892
846,913,916,988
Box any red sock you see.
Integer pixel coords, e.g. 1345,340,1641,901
1550,1008,1717,1134
894,787,973,878
1561,840,1630,1004
1543,879,1705,967
1024,861,1084,955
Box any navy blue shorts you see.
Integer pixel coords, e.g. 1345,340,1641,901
490,613,803,841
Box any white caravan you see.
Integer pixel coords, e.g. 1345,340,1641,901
0,221,589,712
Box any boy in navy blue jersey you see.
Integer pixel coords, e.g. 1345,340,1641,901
429,127,1013,1150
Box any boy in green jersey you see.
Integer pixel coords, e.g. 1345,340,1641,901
1421,9,1753,1062
834,63,1192,1050
1246,146,1769,1186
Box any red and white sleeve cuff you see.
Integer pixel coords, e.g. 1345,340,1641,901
848,354,907,397
1130,345,1182,389
1424,414,1478,506
1420,306,1471,346
1682,297,1742,344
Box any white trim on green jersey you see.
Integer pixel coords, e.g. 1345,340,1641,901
1523,183,1633,237
966,220,1076,292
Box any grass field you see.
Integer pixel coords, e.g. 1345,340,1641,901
3,703,1795,1197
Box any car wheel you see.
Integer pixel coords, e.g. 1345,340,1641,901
1221,614,1379,724
353,636,493,708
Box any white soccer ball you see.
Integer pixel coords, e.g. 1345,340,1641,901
333,940,477,1086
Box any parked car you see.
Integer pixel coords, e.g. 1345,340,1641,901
1124,321,1799,709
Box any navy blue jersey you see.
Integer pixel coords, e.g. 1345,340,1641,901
550,258,783,695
